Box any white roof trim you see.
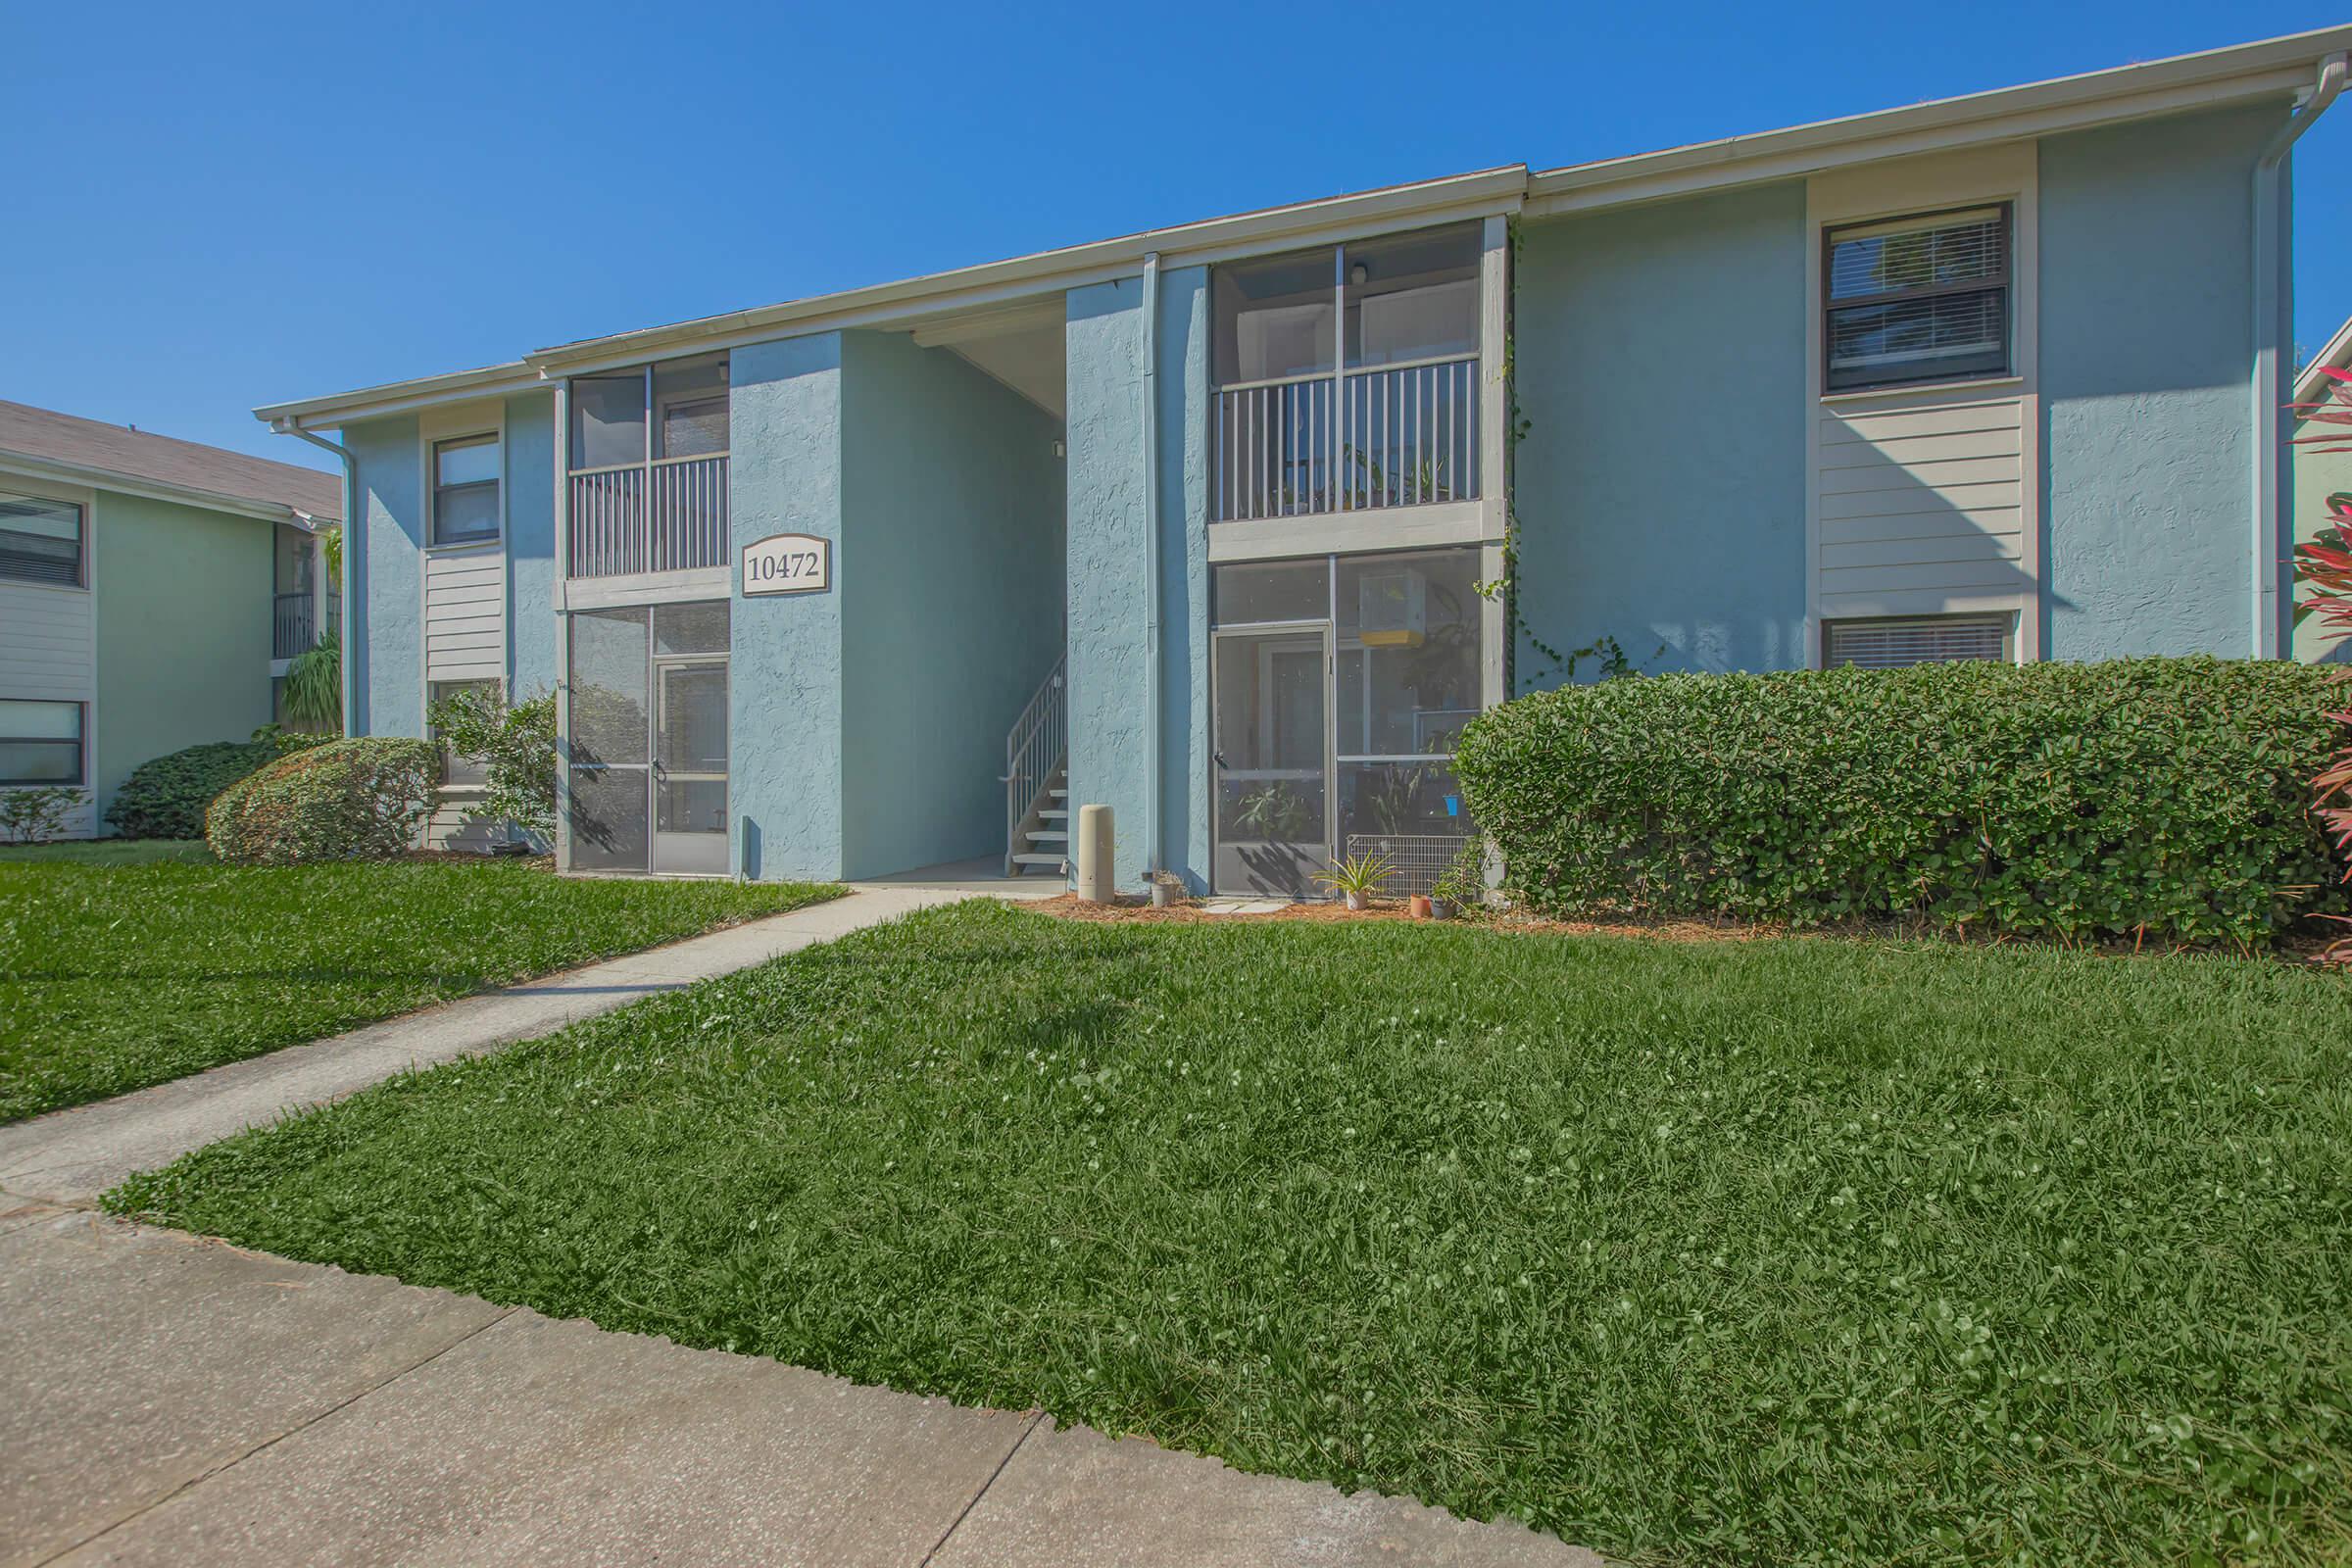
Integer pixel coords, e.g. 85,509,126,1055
0,448,313,525
257,25,2352,430
2296,313,2352,408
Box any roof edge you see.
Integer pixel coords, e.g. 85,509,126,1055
0,446,329,525
255,25,2352,430
1526,24,2352,212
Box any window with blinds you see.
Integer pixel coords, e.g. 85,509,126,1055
1824,615,2011,670
1825,207,2010,393
0,494,84,587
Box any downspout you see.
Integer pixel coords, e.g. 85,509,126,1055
2251,52,2346,658
1141,252,1162,876
273,420,357,735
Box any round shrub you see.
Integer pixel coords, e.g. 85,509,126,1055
1453,655,2348,949
206,737,440,865
104,741,280,840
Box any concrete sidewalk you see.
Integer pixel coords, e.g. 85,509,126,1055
0,880,1598,1566
0,887,986,1207
0,1213,1594,1566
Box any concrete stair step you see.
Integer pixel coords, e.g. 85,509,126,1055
1027,829,1067,845
1011,853,1066,868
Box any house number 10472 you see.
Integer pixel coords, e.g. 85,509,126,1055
741,533,830,595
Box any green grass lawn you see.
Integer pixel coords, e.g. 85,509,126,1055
110,903,2352,1565
0,838,218,866
0,856,837,1121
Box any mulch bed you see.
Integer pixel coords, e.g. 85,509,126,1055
1029,891,1762,944
1029,891,2346,962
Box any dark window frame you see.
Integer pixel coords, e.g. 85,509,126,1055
1821,204,2013,396
428,677,501,787
0,700,85,787
0,492,87,588
429,432,502,548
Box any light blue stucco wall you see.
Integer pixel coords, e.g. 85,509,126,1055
348,415,423,737
837,330,1065,878
2039,101,2280,661
1511,184,1811,686
1063,267,1210,890
728,333,848,881
503,391,559,697
1157,269,1212,891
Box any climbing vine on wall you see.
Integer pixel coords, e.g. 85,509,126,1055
1475,217,1644,692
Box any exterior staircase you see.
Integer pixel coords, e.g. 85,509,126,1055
1004,655,1068,878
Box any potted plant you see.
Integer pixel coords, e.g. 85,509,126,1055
1315,852,1396,912
1429,840,1487,920
1146,869,1186,908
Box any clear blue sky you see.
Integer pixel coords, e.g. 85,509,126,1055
6,1,2346,471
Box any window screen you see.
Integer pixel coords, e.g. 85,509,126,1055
0,700,83,785
432,435,500,546
429,679,499,786
1824,615,2011,670
0,494,83,586
1825,207,2010,393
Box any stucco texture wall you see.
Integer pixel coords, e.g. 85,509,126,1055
2039,102,2279,661
1511,183,1811,686
838,331,1065,880
2293,402,2352,663
728,334,848,880
91,492,273,816
503,391,560,697
347,415,424,737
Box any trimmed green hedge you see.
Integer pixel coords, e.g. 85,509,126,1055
104,741,281,840
206,737,438,865
1453,656,2347,948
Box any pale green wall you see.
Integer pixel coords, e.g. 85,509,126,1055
2294,406,2352,662
92,491,274,817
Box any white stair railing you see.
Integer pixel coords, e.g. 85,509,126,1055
1004,654,1066,876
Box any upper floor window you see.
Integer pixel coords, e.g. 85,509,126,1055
431,434,501,546
0,700,83,785
1824,207,2011,394
0,494,84,587
1210,223,1483,521
566,354,731,578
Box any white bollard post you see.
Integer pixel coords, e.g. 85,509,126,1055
1075,804,1115,903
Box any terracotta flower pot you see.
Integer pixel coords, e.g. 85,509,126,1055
1408,895,1435,919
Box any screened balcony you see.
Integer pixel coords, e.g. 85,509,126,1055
566,354,730,578
1211,223,1482,523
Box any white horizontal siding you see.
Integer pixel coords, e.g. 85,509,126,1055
423,548,507,683
0,582,94,700
422,790,513,854
1817,397,2028,621
2,787,96,839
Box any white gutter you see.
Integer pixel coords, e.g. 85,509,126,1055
2251,51,2346,658
1140,251,1162,878
273,421,358,736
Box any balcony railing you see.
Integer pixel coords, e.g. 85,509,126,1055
272,591,317,659
567,453,728,578
1212,354,1479,523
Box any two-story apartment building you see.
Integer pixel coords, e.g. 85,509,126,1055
261,27,2347,894
1,402,337,838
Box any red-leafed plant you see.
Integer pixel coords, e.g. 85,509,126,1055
2290,363,2352,957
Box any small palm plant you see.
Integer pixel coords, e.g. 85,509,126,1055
1315,851,1396,912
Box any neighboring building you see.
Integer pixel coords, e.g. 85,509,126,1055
2293,313,2352,662
259,27,2347,895
0,402,338,838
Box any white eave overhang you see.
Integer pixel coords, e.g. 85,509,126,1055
1526,24,2352,216
2296,313,2352,409
0,446,328,526
255,24,2352,432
